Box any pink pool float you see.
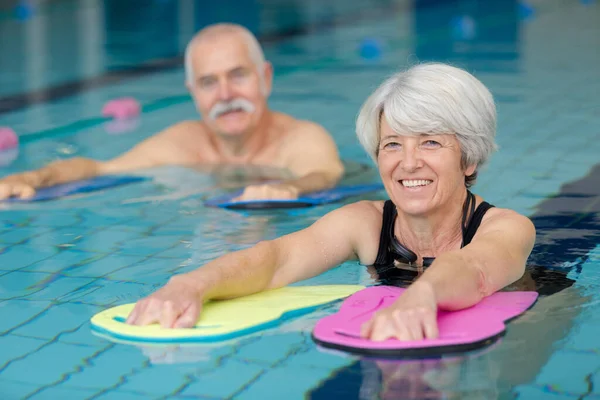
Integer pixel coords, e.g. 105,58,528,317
0,127,18,151
102,97,141,120
312,285,538,357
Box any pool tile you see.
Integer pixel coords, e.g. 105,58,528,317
0,245,57,271
58,279,158,306
23,250,101,273
235,363,336,400
63,254,147,278
0,227,53,244
155,245,192,259
235,333,306,365
0,378,39,398
515,385,578,399
13,302,103,339
29,212,81,228
26,227,91,248
181,359,264,398
0,342,104,385
278,346,356,371
592,371,600,396
107,258,178,281
76,229,142,253
92,390,163,400
0,210,34,226
76,211,136,228
563,321,600,352
116,235,186,256
60,321,114,347
534,350,600,395
150,225,194,236
0,300,51,334
0,334,47,369
28,385,99,400
117,364,193,397
63,345,148,390
26,276,97,301
0,271,54,299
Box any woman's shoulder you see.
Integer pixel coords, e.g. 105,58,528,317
316,200,386,233
478,201,535,233
337,199,386,218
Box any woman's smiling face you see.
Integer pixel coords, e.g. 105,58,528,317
377,115,476,216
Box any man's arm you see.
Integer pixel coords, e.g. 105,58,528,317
281,121,344,192
0,121,200,199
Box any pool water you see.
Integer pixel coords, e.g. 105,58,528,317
1,0,600,399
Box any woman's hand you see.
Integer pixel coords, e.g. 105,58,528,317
361,281,439,341
126,276,204,329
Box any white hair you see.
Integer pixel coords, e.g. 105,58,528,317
356,63,497,186
184,24,266,86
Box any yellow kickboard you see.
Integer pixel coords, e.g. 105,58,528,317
91,285,364,343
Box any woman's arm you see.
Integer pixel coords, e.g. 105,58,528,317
418,208,536,310
126,201,381,328
362,208,536,341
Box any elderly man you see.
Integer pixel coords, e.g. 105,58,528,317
0,23,344,201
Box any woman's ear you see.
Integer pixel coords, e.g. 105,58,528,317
465,163,477,177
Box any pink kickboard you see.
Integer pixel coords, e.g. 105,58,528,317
312,286,538,356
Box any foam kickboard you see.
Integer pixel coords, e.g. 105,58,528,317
91,285,365,343
312,285,538,357
204,183,384,210
3,175,147,202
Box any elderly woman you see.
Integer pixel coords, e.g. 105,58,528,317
127,63,536,341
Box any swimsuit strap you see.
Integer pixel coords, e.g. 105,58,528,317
374,200,396,266
373,192,496,268
461,191,476,247
462,200,495,247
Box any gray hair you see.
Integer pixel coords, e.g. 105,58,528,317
356,63,497,186
184,23,266,86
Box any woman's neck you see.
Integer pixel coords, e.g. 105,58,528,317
394,190,471,260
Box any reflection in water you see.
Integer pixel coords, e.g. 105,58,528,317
311,345,501,399
309,266,586,399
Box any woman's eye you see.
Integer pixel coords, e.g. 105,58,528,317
383,142,401,149
422,140,441,148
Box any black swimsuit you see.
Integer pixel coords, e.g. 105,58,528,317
372,191,495,284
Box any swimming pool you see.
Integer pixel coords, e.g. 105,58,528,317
1,0,600,398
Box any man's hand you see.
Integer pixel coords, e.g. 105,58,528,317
235,182,300,201
0,177,37,200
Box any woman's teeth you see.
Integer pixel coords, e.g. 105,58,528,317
401,179,432,188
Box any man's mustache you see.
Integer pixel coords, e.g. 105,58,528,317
209,98,255,120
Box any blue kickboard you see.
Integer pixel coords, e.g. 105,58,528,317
3,175,147,202
204,183,385,210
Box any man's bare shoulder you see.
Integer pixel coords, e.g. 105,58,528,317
270,112,327,138
159,120,208,140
